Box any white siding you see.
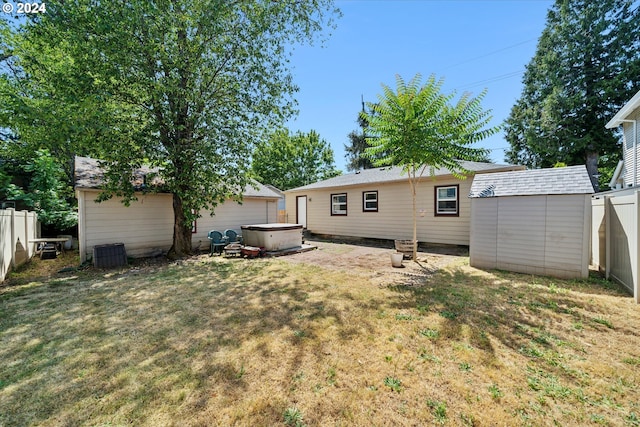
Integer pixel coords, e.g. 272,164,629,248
286,177,474,245
622,108,640,187
470,195,591,279
79,190,174,261
78,189,278,261
193,198,277,251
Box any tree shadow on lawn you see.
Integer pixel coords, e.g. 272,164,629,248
382,263,638,375
0,257,381,426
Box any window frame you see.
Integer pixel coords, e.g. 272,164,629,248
362,190,378,212
330,193,348,216
434,184,459,217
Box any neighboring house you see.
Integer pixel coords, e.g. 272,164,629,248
469,166,594,279
592,89,640,303
75,156,281,262
284,161,523,246
606,89,640,190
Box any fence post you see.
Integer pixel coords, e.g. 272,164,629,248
8,208,16,269
24,210,30,259
635,191,640,304
604,196,611,280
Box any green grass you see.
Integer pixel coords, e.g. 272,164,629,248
0,250,638,426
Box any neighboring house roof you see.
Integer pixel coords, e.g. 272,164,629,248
74,156,281,199
286,161,523,192
606,89,640,128
469,165,594,198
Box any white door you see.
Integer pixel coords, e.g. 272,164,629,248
296,196,307,228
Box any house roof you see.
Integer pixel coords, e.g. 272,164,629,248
606,89,640,128
285,161,523,192
74,156,281,199
469,165,594,198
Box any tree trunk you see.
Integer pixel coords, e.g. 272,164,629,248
410,172,417,261
167,193,192,259
585,151,599,192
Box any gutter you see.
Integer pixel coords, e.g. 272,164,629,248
609,160,624,189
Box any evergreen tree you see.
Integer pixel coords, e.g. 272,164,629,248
505,0,640,191
345,104,374,171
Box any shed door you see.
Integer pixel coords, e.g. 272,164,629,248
296,196,307,228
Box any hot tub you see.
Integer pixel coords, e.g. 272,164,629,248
241,223,303,251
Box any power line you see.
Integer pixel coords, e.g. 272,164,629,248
439,38,538,71
456,70,524,90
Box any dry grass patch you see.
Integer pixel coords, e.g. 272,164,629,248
1,253,639,426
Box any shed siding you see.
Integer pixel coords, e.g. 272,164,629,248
286,178,474,245
469,198,497,268
497,196,546,270
470,195,590,279
79,190,278,261
544,196,590,277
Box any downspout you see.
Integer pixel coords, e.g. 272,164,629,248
620,119,638,187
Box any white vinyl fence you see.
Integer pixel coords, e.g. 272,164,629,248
1,208,38,282
592,191,640,303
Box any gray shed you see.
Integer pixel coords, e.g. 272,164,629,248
469,166,594,279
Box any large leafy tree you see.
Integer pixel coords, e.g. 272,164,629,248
0,1,338,257
505,0,640,191
251,129,341,190
363,74,498,260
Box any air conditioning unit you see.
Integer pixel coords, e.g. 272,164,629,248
93,243,127,268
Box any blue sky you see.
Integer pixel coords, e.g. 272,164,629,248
286,0,554,172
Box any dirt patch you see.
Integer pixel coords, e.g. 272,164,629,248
280,238,467,287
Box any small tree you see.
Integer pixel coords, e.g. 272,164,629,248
1,150,77,230
363,74,498,260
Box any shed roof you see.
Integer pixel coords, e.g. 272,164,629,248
606,89,640,128
286,161,522,192
74,156,281,199
469,165,594,198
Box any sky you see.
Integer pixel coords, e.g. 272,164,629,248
285,0,555,172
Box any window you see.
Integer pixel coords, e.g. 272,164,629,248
331,193,347,216
435,185,459,216
362,191,378,212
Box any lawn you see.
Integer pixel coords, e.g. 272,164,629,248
1,246,639,426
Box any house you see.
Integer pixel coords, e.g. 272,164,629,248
606,89,640,190
284,161,523,246
469,165,594,279
75,156,282,262
592,89,640,302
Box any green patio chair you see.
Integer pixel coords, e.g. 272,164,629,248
224,229,243,244
208,230,228,256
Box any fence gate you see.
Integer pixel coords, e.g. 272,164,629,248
593,191,640,303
